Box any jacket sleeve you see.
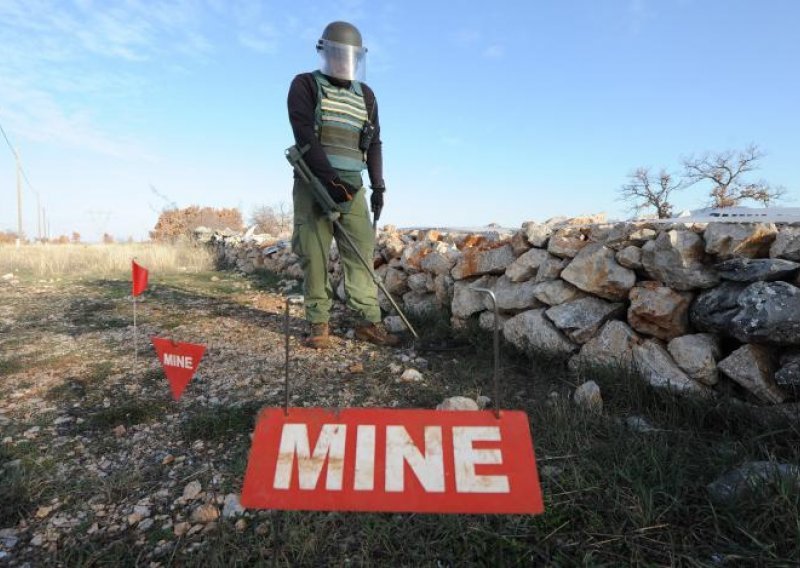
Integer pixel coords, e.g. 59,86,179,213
287,73,339,184
362,84,385,189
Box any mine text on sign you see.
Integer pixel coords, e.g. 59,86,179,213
241,407,543,514
151,337,206,401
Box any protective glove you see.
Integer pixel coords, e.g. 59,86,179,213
370,186,385,221
326,177,358,203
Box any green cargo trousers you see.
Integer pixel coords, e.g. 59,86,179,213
291,174,381,324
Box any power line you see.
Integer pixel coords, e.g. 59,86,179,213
1,119,46,241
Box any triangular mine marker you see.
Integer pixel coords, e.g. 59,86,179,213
151,337,206,401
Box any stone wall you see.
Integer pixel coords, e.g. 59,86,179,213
202,217,800,405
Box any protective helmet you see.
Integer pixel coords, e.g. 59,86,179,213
316,21,367,82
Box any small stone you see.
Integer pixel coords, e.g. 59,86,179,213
573,381,602,412
162,454,175,465
625,416,656,432
182,480,202,500
476,395,491,409
30,534,45,547
35,505,53,519
173,522,191,537
222,494,245,518
138,519,154,531
436,396,479,411
255,522,270,536
190,504,220,524
113,424,127,437
235,519,248,532
400,369,424,382
211,276,220,282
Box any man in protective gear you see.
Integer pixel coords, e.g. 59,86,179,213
287,21,399,349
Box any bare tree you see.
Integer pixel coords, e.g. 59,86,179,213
251,202,293,235
619,167,684,219
682,145,785,208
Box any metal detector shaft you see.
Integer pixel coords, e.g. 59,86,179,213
285,145,419,340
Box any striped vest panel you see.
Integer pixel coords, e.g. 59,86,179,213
313,71,368,172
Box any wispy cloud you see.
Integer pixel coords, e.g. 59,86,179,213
482,44,505,59
627,0,654,35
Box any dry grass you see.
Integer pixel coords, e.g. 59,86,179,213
0,242,214,279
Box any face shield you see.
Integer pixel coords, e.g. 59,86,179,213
317,39,367,82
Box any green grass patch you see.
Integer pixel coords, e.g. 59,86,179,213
81,399,168,431
182,402,262,441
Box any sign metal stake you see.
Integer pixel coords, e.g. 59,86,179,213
284,295,304,416
474,288,501,418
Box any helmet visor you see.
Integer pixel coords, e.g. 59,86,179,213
318,39,367,82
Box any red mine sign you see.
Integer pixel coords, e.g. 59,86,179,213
241,407,544,515
151,337,206,401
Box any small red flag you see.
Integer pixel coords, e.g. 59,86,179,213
132,260,148,296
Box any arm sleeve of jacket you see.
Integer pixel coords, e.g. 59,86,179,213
362,84,385,189
287,73,339,184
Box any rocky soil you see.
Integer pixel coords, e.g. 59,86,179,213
1,268,798,566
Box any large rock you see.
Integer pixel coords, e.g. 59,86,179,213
402,291,438,317
451,276,497,318
730,281,800,345
503,309,579,357
707,462,800,506
534,256,569,282
522,221,553,248
420,242,460,276
628,282,693,341
616,246,643,270
632,340,712,396
560,243,636,301
570,320,641,372
641,230,719,290
479,310,510,332
690,281,748,334
433,274,454,306
407,272,434,293
770,227,800,261
510,230,532,256
715,257,800,282
704,223,778,259
667,333,721,385
547,227,588,258
505,248,551,282
775,355,800,389
488,276,544,312
532,280,585,306
383,267,408,295
717,344,785,404
545,296,625,344
400,241,430,272
451,244,515,280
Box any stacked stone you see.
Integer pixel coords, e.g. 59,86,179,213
206,219,800,404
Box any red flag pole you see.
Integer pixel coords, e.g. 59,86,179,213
133,291,138,369
133,258,138,370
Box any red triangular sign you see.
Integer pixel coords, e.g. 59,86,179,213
151,337,206,401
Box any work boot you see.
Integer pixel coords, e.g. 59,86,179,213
355,321,401,347
304,323,331,349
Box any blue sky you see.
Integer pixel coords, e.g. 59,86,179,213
1,0,798,241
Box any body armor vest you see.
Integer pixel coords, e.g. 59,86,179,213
312,71,368,172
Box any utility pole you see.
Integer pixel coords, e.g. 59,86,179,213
16,154,22,248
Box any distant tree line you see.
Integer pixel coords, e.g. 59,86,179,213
619,144,786,219
150,206,244,242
